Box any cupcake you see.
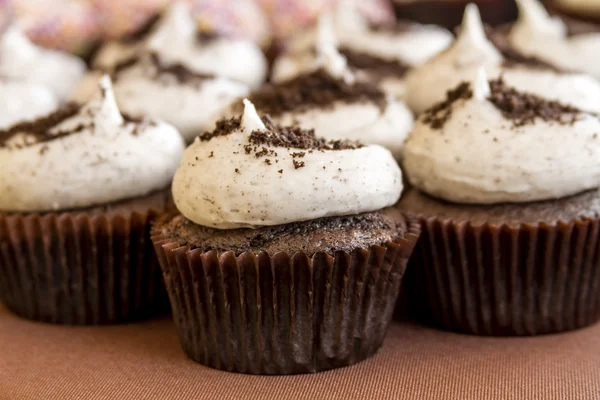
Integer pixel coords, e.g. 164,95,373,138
0,80,58,129
92,1,267,88
0,26,86,101
405,4,600,114
152,99,420,374
507,0,600,79
217,44,413,159
400,67,600,335
71,2,256,143
0,76,185,324
275,4,452,98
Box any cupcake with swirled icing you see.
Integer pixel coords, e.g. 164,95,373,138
405,3,600,114
274,3,452,98
90,1,267,87
400,67,600,336
218,44,413,159
507,0,600,79
0,75,185,325
0,26,85,101
151,99,420,375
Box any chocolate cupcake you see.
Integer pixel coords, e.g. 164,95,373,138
0,76,185,324
219,43,413,160
405,4,600,114
506,0,600,79
276,7,452,98
0,26,86,102
152,100,420,374
400,67,600,335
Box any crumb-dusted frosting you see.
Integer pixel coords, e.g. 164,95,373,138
405,4,600,114
111,52,249,143
223,46,413,159
0,80,59,129
403,67,600,204
508,0,600,79
156,206,407,255
0,76,185,212
172,99,403,229
0,26,86,101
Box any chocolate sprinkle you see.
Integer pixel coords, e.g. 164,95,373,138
339,47,410,79
235,69,386,117
198,117,242,142
487,78,581,127
421,83,473,129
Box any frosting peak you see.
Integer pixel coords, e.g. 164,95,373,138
515,0,566,37
455,4,503,64
241,99,266,132
147,1,196,54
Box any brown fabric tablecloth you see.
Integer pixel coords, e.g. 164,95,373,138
1,304,599,400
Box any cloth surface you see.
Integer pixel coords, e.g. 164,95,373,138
0,305,599,400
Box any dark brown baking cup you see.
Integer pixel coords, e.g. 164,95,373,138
0,210,169,325
406,216,600,336
151,222,420,375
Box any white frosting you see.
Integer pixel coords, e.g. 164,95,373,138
172,99,403,229
403,67,600,204
0,76,185,212
509,0,600,79
405,3,600,114
93,40,140,71
0,27,86,101
113,57,249,143
0,80,59,129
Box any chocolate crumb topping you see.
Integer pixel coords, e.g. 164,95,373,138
0,104,82,148
235,69,386,117
487,78,582,126
198,117,242,142
114,53,214,84
339,47,410,79
422,83,473,129
250,116,361,151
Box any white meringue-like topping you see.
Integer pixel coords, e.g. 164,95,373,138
172,100,403,229
112,56,249,143
0,80,59,129
508,0,600,79
404,67,600,204
406,3,600,114
0,75,185,212
0,26,86,100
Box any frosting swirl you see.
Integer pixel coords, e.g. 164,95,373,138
405,4,600,114
0,76,185,212
403,67,600,204
172,99,403,229
0,27,86,101
0,80,58,129
508,0,600,79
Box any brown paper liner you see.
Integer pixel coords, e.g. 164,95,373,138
405,216,600,336
0,210,169,325
151,221,420,375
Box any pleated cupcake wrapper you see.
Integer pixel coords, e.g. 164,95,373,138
151,222,420,375
0,210,169,325
406,216,600,336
